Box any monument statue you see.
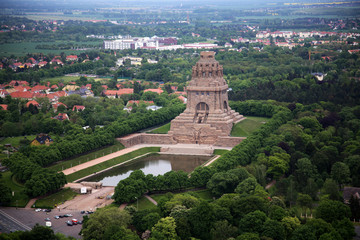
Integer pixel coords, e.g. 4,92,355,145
168,51,244,144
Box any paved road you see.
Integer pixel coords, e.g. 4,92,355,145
0,209,31,233
0,207,83,239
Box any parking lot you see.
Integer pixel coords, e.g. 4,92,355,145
0,207,85,238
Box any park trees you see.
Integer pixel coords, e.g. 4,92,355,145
81,207,132,240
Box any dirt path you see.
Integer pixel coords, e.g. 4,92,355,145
62,146,141,175
266,180,276,189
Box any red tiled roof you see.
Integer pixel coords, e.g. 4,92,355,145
72,105,85,111
66,55,78,60
0,104,8,110
31,85,49,92
10,91,34,99
9,80,29,86
26,100,39,108
52,102,67,109
53,113,69,121
144,88,163,94
104,89,134,96
101,85,108,90
51,85,58,89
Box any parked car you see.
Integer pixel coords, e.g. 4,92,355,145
59,215,64,218
44,209,51,212
35,209,42,212
66,221,73,226
72,219,78,225
80,211,85,214
54,216,60,219
44,218,51,221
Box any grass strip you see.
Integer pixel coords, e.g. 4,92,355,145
66,147,160,182
128,196,156,210
148,122,171,134
231,116,270,137
34,188,77,209
48,142,124,172
1,171,29,207
213,149,229,155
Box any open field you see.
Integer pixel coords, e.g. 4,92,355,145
148,122,171,134
231,116,269,137
0,41,101,57
1,171,29,208
0,135,36,147
33,188,78,209
66,147,160,182
47,142,125,172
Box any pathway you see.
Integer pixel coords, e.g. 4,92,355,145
62,145,142,175
204,155,221,167
265,180,276,189
144,194,158,205
24,198,38,209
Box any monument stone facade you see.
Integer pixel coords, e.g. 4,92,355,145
118,51,245,148
168,51,244,144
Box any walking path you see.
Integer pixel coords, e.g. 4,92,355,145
62,145,142,175
144,194,158,205
24,198,38,209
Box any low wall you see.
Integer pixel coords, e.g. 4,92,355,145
118,133,176,148
214,136,245,148
118,133,245,148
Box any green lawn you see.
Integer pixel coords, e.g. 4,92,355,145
128,196,157,210
41,76,81,85
0,135,37,147
148,123,171,134
34,188,78,209
47,142,125,172
1,171,29,208
231,116,270,137
66,147,161,182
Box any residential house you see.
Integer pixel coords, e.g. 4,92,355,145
66,55,78,61
343,187,360,204
53,113,69,121
31,85,50,93
0,104,8,110
30,134,54,146
63,85,80,91
10,91,34,100
0,89,9,98
9,80,29,86
52,102,67,112
144,88,163,94
103,89,134,98
26,100,40,108
38,61,48,68
73,105,86,112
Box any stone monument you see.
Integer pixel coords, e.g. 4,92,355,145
168,51,244,145
118,51,245,148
